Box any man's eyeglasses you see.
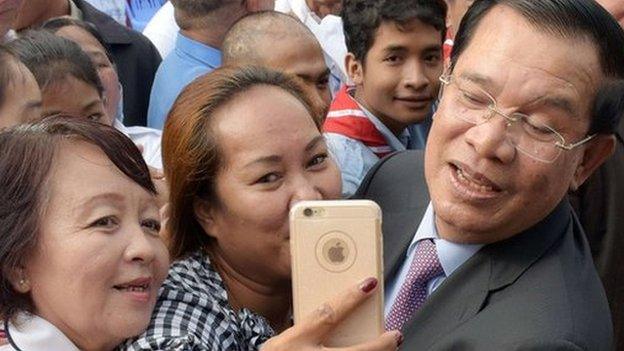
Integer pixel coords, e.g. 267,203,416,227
438,75,595,163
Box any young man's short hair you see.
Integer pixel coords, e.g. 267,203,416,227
341,0,447,62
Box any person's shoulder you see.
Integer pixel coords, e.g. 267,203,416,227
355,150,425,197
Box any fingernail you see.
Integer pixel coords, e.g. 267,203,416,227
359,277,377,293
395,331,404,347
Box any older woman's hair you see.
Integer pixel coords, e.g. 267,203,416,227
5,30,104,98
0,117,155,322
0,46,21,110
163,65,320,260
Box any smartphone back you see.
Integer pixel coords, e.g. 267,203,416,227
290,200,383,347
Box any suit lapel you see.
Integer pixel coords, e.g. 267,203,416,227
401,201,572,348
383,205,428,281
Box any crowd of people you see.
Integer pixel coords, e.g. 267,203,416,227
0,0,623,350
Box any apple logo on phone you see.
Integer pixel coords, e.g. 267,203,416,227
328,242,346,263
317,232,356,272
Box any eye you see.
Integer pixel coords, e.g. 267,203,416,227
521,116,556,140
256,172,282,184
307,153,328,168
458,88,490,108
383,54,402,64
424,52,442,65
141,218,161,234
89,216,119,229
88,113,104,122
316,76,329,90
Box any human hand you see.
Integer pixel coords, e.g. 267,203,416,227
261,277,402,351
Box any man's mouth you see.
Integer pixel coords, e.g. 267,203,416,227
450,162,503,197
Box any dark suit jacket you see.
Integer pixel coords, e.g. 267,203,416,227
356,151,613,350
570,118,624,349
75,0,162,126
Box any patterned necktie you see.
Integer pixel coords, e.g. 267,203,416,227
385,239,444,331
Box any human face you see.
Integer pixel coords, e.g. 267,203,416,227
0,60,41,129
305,0,342,18
425,5,605,244
258,36,331,113
348,20,443,135
0,0,22,36
55,25,122,122
22,141,169,350
198,86,341,287
41,75,111,125
597,0,624,27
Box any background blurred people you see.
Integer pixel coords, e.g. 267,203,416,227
123,66,399,351
8,30,163,169
324,0,445,197
222,11,331,120
141,1,176,57
14,0,162,127
126,0,168,31
42,18,164,170
0,46,41,129
83,0,126,24
0,118,169,350
146,0,274,129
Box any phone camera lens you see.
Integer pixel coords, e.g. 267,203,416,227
303,208,313,217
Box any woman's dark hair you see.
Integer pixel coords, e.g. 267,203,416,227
41,16,115,65
163,65,319,261
341,0,447,62
0,117,155,322
5,30,104,98
450,0,624,135
0,46,20,111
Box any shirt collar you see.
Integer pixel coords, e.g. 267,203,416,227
69,0,84,21
347,88,411,151
6,313,80,351
408,203,483,277
175,33,222,69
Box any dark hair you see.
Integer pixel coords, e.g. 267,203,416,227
341,0,447,62
41,17,115,65
450,0,624,134
6,30,104,98
163,65,319,260
0,117,155,323
0,46,20,110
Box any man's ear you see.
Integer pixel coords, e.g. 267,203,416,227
345,53,364,86
193,199,220,241
570,134,616,191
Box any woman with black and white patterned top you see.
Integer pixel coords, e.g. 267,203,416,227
121,66,402,351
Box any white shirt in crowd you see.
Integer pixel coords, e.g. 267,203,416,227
113,119,163,170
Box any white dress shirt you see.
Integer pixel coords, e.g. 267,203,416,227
1,313,79,351
114,119,163,169
142,1,177,58
384,203,483,317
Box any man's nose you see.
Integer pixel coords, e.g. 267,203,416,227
464,114,516,164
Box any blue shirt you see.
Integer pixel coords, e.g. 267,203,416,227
147,33,221,129
325,100,431,197
384,203,483,317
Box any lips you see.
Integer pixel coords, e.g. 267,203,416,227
449,162,505,201
113,277,152,293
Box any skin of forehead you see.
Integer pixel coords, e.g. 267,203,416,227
453,5,601,117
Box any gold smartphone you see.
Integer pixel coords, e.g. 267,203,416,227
290,200,384,347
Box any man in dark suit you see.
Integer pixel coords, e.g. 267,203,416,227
14,0,162,126
355,0,624,349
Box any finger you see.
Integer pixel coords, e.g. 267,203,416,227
328,331,402,351
296,277,379,342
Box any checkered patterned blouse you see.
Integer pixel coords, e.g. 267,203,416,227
120,251,275,350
